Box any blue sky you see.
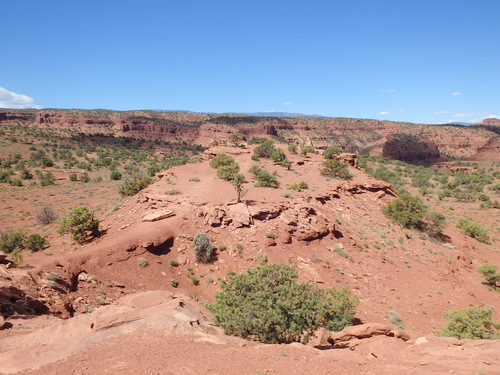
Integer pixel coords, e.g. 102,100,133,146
1,1,499,124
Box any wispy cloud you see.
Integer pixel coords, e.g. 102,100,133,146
379,89,396,93
452,112,474,117
283,102,291,106
0,87,40,109
379,109,404,116
451,92,462,96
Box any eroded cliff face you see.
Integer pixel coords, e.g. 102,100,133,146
0,109,497,162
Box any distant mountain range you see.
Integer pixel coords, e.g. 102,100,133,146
150,110,321,118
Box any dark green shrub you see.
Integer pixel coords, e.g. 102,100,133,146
253,139,276,159
194,232,214,263
247,136,268,145
270,149,288,167
118,168,154,197
58,206,100,243
301,146,314,156
216,163,240,181
456,217,491,244
209,154,236,169
288,144,297,153
20,169,33,180
438,306,500,339
25,234,48,252
249,165,280,188
207,263,358,344
320,159,352,180
11,178,22,187
0,171,12,184
0,229,27,253
80,172,90,183
382,190,427,229
110,170,122,181
323,146,343,159
69,173,78,182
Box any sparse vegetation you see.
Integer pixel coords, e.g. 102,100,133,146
249,165,280,188
478,263,500,290
36,205,57,225
320,159,352,180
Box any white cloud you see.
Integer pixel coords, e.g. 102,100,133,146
380,89,396,92
452,112,474,117
485,115,500,119
451,92,462,96
283,102,291,106
379,111,389,115
0,87,40,109
435,111,449,114
379,109,404,116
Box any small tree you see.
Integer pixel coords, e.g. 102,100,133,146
253,139,276,159
209,154,236,169
288,144,297,154
58,206,100,243
193,232,214,263
25,233,48,252
382,190,427,229
320,159,352,180
231,173,247,203
323,146,343,159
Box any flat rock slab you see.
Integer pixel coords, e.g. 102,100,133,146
142,210,175,222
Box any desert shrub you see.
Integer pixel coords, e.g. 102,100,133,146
216,163,240,181
69,173,78,182
270,149,289,167
193,232,214,263
290,181,308,191
209,154,236,169
287,144,297,153
382,190,427,229
137,257,148,267
438,306,500,339
0,229,27,253
58,206,99,244
230,173,247,203
25,233,48,252
20,169,33,180
301,146,314,156
36,205,57,225
11,249,23,266
387,310,405,329
0,171,12,184
110,170,122,180
164,189,182,195
207,263,358,344
11,178,22,187
249,165,280,188
247,136,268,145
118,168,154,197
40,171,56,186
170,279,179,287
80,172,90,183
456,217,491,244
320,159,352,180
478,263,500,290
323,146,343,159
424,211,447,239
253,139,276,159
189,177,200,182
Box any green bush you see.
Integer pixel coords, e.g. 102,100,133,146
118,168,154,197
438,306,500,339
193,232,214,263
301,146,314,156
216,163,240,181
290,181,308,191
270,149,289,167
424,211,447,239
320,159,352,180
69,173,78,182
478,263,500,289
456,217,491,244
209,154,236,169
58,206,99,244
0,229,27,253
247,136,268,145
249,165,280,188
40,171,56,186
382,190,427,229
80,172,90,183
287,144,297,154
207,263,358,344
25,233,48,252
253,139,276,159
110,170,122,181
323,146,343,159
